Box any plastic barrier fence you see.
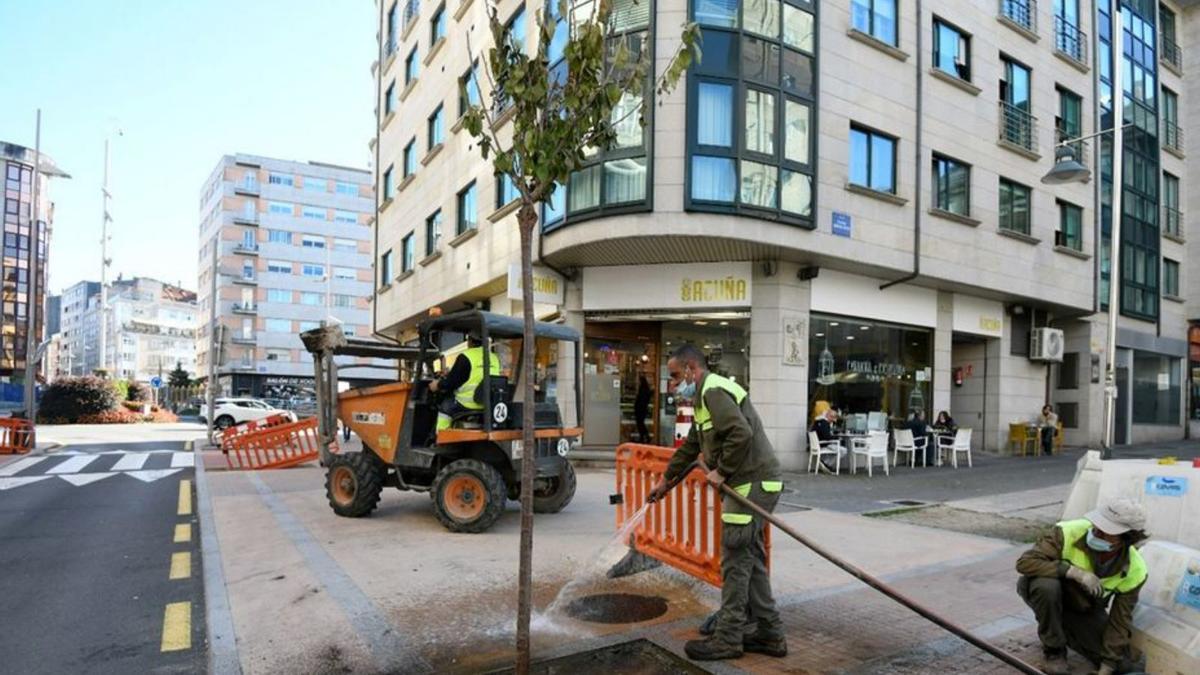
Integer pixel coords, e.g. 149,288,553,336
614,442,770,587
223,417,329,470
217,413,294,451
0,418,33,455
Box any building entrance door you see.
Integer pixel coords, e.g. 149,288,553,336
582,322,660,448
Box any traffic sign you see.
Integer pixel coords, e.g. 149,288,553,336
150,376,163,389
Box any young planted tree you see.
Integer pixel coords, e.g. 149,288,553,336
460,0,698,669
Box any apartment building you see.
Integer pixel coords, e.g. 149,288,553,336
196,154,383,399
374,0,1197,466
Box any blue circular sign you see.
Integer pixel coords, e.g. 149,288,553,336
150,376,163,389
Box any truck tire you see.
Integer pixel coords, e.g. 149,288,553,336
431,459,507,533
325,452,385,518
533,459,576,514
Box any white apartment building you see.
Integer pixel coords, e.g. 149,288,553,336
374,0,1198,466
196,154,383,399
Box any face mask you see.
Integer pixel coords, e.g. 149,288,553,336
676,381,696,399
1086,530,1115,553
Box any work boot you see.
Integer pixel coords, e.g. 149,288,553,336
743,630,787,658
684,637,743,661
1041,649,1070,675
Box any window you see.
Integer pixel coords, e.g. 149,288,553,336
334,238,357,252
1161,4,1181,69
380,250,394,284
242,262,255,279
1163,172,1181,237
506,7,526,53
849,125,896,194
302,264,325,278
333,267,355,280
998,178,1031,235
496,173,519,208
405,46,418,85
1162,88,1181,152
1133,352,1180,424
336,181,358,196
932,154,970,216
266,319,291,333
425,209,442,255
268,173,294,186
266,260,292,274
386,1,398,54
268,201,293,215
298,321,319,333
430,3,446,43
427,104,444,148
333,294,356,308
266,288,291,303
403,140,417,178
334,210,358,224
1057,352,1079,390
1055,86,1082,149
303,177,326,192
383,166,395,199
385,81,396,116
457,181,477,235
1057,200,1082,251
302,235,326,248
999,56,1033,151
459,61,481,117
267,229,292,244
300,292,324,306
686,0,816,224
266,349,289,362
301,206,326,220
401,233,415,273
1164,259,1180,297
933,18,971,81
1053,0,1084,62
851,0,897,46
343,326,357,337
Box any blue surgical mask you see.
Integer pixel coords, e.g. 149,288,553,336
1086,530,1115,553
676,381,696,399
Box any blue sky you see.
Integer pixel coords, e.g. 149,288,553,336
0,0,377,294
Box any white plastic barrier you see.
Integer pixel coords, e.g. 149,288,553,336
1131,540,1200,675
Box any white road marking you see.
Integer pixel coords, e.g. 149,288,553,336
170,453,195,468
126,469,183,483
58,473,117,487
0,456,47,476
46,455,99,474
0,476,53,491
111,453,151,471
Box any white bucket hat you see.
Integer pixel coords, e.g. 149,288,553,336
1085,498,1147,535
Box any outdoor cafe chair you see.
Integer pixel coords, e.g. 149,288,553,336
808,430,843,475
851,430,889,477
1007,423,1037,456
891,428,927,468
938,428,973,468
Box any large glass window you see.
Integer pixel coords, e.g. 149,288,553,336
851,0,897,45
1057,200,1082,251
1133,352,1180,424
933,18,971,81
457,181,477,235
999,178,1031,235
932,154,969,216
1056,86,1082,150
686,0,816,225
496,173,519,208
1000,56,1033,151
849,125,896,194
808,314,934,423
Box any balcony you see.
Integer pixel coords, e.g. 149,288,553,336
229,360,256,371
998,102,1039,157
1163,121,1184,157
232,303,257,315
234,243,259,256
234,181,260,197
1053,17,1088,68
998,0,1037,37
231,334,256,345
232,212,259,226
1163,206,1183,240
232,273,257,286
1161,36,1183,74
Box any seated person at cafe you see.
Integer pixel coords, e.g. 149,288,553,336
934,410,957,433
1039,404,1059,456
810,400,843,470
906,410,933,465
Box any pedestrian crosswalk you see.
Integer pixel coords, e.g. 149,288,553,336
0,450,194,492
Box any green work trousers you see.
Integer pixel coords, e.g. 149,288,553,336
712,481,783,648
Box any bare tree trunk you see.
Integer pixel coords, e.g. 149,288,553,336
515,203,538,674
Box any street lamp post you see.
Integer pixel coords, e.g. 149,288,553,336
22,111,43,423
1040,4,1124,458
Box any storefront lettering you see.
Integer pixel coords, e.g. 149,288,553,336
680,276,748,304
513,274,560,296
845,360,907,378
978,317,1002,333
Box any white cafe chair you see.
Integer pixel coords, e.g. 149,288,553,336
892,428,927,468
808,430,843,475
938,428,973,468
851,430,889,477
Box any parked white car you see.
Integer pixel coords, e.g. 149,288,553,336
201,398,296,430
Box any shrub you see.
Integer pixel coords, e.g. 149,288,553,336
113,379,130,401
77,409,142,424
127,381,150,402
147,409,179,423
38,376,120,423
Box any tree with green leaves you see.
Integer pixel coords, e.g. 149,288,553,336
168,362,191,388
459,0,699,669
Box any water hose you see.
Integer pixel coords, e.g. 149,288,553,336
716,481,1046,675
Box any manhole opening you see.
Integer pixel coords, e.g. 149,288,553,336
564,593,668,624
488,638,707,674
889,499,927,506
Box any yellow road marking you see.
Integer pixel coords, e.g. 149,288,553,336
169,551,191,580
161,602,191,652
177,479,192,516
174,523,191,543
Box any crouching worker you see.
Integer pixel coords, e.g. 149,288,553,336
648,345,785,662
1016,498,1148,675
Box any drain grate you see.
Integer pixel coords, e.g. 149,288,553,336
564,593,668,624
488,638,708,674
888,499,928,506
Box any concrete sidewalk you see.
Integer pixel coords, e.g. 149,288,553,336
198,462,1095,674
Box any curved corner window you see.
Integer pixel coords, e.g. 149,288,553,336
541,0,655,231
686,0,817,226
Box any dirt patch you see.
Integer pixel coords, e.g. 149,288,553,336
866,505,1053,543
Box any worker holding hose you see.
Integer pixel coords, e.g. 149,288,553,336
1015,498,1148,675
648,344,785,662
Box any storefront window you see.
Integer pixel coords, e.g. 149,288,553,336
808,314,933,426
1132,351,1180,425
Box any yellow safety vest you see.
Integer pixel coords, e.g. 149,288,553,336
1058,519,1148,595
455,347,501,409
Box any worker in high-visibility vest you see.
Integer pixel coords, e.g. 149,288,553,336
648,344,785,662
1015,498,1149,675
429,336,500,430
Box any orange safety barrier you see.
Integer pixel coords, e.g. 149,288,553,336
0,418,34,455
222,417,331,470
614,443,770,588
217,413,294,451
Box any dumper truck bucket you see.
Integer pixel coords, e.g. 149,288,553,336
337,382,411,465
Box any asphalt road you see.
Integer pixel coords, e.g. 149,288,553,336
0,438,204,674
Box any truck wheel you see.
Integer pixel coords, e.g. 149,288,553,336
533,459,576,514
325,452,385,518
431,459,506,533
215,415,235,430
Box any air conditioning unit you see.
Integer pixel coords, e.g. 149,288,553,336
1030,327,1065,362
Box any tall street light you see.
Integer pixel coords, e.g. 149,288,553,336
1040,3,1125,459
